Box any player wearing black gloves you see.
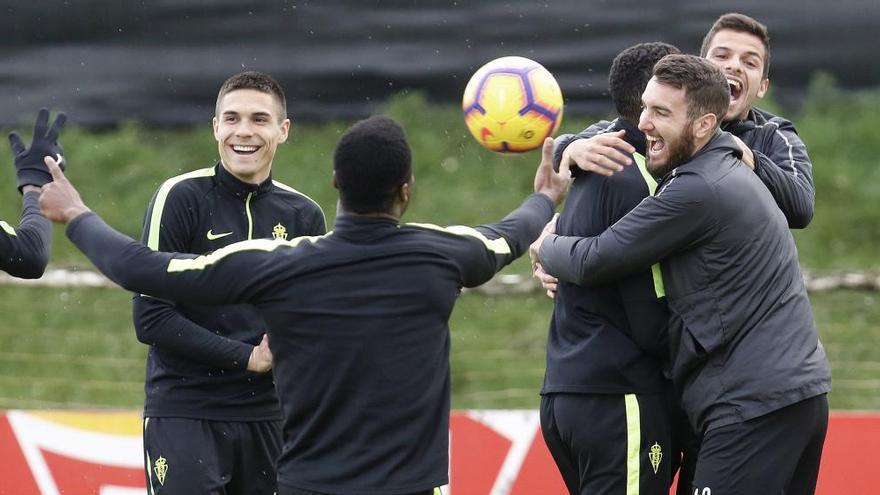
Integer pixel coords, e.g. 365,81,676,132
1,108,65,278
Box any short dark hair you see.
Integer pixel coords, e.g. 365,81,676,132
216,71,287,119
700,12,771,78
652,54,730,124
609,42,681,122
334,116,412,214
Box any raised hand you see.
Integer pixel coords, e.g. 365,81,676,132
9,108,67,192
38,155,90,223
534,138,570,206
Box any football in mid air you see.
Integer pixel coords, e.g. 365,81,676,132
462,56,564,153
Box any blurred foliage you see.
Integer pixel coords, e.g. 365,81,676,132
0,77,876,273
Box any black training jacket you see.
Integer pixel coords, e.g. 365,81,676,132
722,107,814,228
542,118,669,396
0,191,50,279
67,193,553,495
540,131,831,433
133,162,325,421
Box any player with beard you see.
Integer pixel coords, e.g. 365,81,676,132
534,54,831,494
554,13,813,230
544,14,816,490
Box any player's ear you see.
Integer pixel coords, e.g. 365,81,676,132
331,171,339,190
278,118,291,144
399,182,411,204
693,113,718,140
397,180,412,217
212,116,220,139
756,78,770,99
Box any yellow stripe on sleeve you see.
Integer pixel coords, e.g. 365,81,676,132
147,167,216,250
166,234,328,273
0,221,16,236
406,223,511,255
272,179,327,225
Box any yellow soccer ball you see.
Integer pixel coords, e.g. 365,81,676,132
462,56,564,153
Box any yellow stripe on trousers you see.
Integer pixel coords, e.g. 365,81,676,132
625,394,641,495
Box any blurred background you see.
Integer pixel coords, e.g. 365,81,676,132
2,0,879,125
0,0,878,412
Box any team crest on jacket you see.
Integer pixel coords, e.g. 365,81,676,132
649,442,662,474
273,223,288,240
154,456,168,485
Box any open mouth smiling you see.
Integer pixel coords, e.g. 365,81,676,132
232,144,260,155
646,134,664,154
727,78,743,103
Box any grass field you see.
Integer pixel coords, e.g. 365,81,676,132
0,285,877,411
0,80,877,411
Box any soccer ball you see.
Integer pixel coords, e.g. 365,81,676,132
462,56,564,153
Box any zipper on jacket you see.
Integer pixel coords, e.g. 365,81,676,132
245,192,254,240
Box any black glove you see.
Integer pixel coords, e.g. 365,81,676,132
9,108,67,192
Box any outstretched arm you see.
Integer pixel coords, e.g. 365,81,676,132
0,187,51,278
1,108,68,278
538,171,713,286
39,156,270,306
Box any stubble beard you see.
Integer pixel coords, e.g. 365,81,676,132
648,125,696,178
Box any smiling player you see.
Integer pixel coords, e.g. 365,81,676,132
134,71,325,494
702,12,815,229
556,13,814,231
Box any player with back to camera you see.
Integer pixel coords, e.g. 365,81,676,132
533,54,830,495
39,115,569,495
132,71,325,494
537,42,681,495
1,109,65,278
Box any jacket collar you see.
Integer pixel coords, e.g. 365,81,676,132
722,106,779,134
331,214,400,242
656,130,742,187
215,162,275,199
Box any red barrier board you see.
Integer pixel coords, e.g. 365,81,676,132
0,410,877,494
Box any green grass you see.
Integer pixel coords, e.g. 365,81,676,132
0,84,876,411
1,286,876,411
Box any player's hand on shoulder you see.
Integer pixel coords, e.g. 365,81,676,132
561,130,634,177
730,134,755,170
534,138,570,206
